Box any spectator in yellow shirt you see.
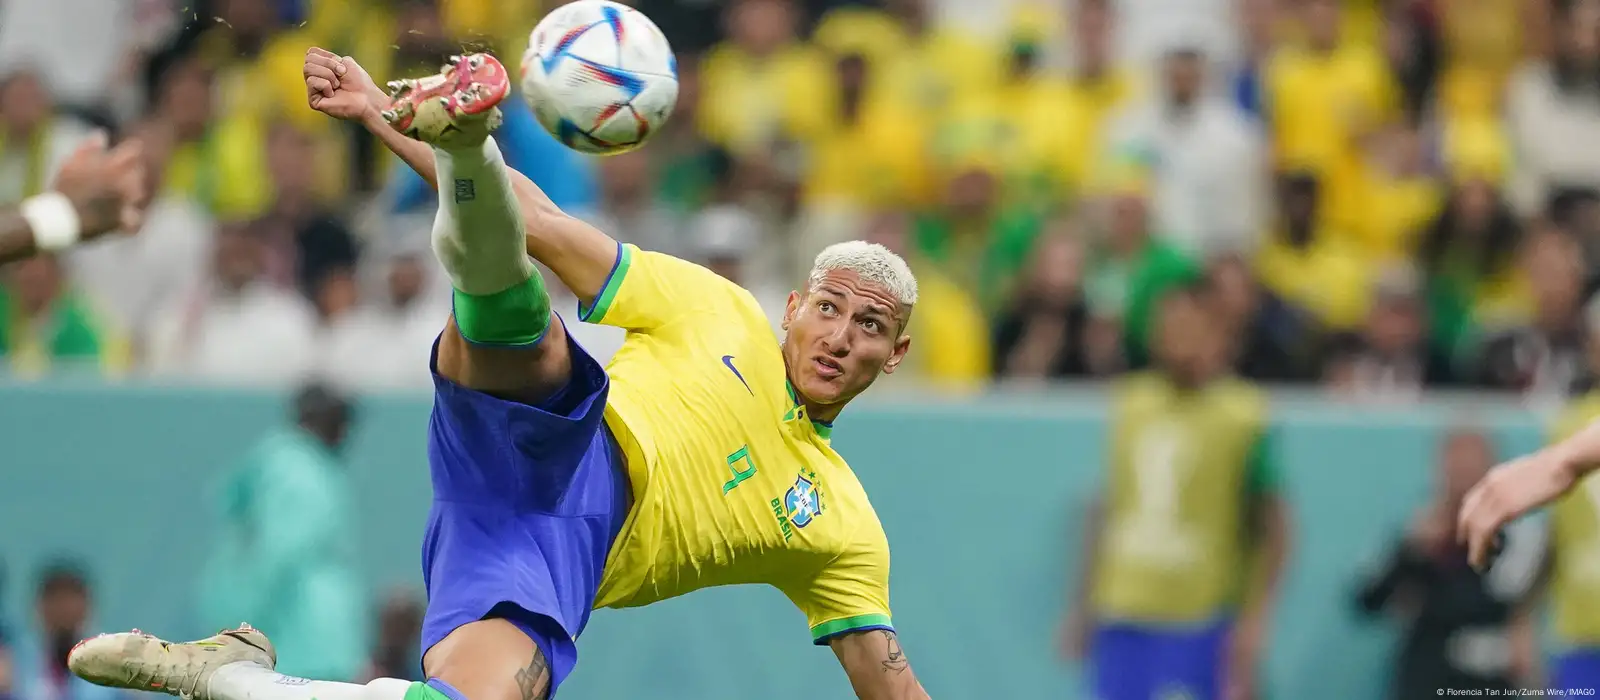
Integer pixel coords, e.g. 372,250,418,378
934,37,1080,208
698,0,831,156
1053,0,1136,190
1265,0,1398,238
812,0,1003,121
799,52,931,212
1351,122,1442,264
865,210,991,390
195,0,330,147
1255,172,1372,331
137,47,272,222
1437,0,1526,123
936,4,1118,210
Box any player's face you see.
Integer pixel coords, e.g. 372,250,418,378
782,270,911,406
1154,294,1217,381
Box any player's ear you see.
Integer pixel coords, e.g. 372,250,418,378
782,290,802,330
882,334,911,375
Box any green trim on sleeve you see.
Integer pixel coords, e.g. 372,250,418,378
577,243,634,324
1245,429,1282,495
809,613,893,643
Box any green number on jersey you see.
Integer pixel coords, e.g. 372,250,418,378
723,445,757,494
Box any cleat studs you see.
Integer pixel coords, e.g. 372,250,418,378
468,55,484,69
380,109,397,121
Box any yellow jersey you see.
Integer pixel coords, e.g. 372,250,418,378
1549,394,1600,645
1091,372,1278,623
582,244,895,643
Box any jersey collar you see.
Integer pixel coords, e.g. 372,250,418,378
784,379,834,440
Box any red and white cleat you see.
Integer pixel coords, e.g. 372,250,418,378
382,53,510,148
68,623,276,699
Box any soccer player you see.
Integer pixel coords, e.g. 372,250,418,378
1061,284,1291,700
0,132,146,266
66,49,930,700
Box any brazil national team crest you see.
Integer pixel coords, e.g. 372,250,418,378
771,470,825,541
786,473,823,527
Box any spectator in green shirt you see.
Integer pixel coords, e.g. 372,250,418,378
0,255,125,378
1084,167,1202,367
912,157,1044,310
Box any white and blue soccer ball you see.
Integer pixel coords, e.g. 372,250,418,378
520,0,679,156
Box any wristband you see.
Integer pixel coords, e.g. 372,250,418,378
19,192,83,251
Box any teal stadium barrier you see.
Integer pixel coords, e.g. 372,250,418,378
0,382,1555,698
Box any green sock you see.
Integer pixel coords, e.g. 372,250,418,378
453,274,553,346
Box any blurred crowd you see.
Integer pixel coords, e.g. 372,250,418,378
5,0,1600,404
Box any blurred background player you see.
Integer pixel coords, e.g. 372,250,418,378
67,45,931,700
1514,386,1600,692
196,383,366,682
1062,283,1291,700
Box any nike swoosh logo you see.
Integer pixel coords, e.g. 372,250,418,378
722,355,753,395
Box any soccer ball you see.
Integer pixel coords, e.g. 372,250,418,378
520,0,679,155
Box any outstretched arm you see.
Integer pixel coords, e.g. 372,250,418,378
304,48,617,302
0,133,146,266
829,630,930,700
1460,415,1600,569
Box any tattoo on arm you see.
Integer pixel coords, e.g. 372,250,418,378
879,631,908,674
512,648,551,700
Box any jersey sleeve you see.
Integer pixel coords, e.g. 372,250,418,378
577,242,758,332
784,534,895,645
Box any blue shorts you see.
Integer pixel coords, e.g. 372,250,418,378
1089,619,1231,700
1555,648,1600,693
419,319,630,697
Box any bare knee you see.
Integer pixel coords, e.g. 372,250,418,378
435,316,572,402
423,619,551,700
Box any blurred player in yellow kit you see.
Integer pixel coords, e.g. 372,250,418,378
1504,394,1600,690
65,48,930,700
1064,284,1292,700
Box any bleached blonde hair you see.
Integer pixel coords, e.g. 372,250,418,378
807,241,919,308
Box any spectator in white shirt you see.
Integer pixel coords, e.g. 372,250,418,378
0,70,91,206
146,223,318,386
1507,0,1600,215
1103,45,1267,256
318,247,446,391
688,203,789,338
68,186,213,340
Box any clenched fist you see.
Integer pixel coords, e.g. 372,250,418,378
303,47,386,122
